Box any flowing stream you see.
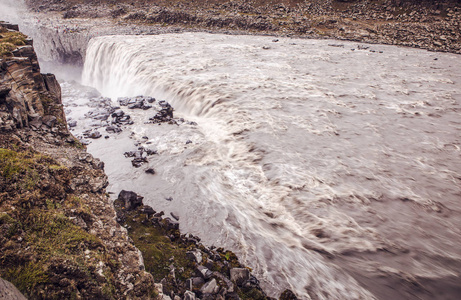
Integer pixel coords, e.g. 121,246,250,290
74,33,460,299
1,0,459,296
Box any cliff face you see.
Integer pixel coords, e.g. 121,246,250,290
0,23,156,299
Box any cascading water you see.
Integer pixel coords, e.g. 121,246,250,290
80,33,461,299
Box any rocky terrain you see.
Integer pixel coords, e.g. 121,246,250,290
0,23,295,299
25,0,461,54
0,22,157,299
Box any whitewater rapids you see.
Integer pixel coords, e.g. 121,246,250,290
79,33,461,299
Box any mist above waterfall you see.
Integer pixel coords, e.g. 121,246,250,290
0,0,26,25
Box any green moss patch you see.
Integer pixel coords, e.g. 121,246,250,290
0,30,26,57
0,140,118,299
115,199,273,299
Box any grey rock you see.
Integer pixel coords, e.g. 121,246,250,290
197,266,213,280
186,249,203,264
230,268,250,286
0,278,27,300
189,276,205,288
88,131,102,139
183,291,196,300
212,271,234,292
132,157,148,168
68,120,77,127
42,115,57,127
200,278,219,294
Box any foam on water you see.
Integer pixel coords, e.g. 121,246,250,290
80,33,461,299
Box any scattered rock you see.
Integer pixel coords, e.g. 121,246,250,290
170,212,179,221
149,101,174,123
132,157,148,168
105,125,122,133
88,131,101,139
145,168,156,174
68,120,77,127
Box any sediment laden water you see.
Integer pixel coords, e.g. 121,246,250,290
81,33,461,299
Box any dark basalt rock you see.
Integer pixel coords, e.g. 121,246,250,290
118,96,154,110
105,125,122,133
145,168,156,174
131,157,148,168
279,289,298,300
118,190,144,210
149,101,174,123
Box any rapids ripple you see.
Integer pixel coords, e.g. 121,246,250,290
71,33,461,299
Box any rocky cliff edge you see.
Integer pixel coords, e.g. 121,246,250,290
0,22,156,299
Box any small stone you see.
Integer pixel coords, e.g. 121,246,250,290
186,250,203,264
88,131,102,139
183,291,196,300
145,168,155,174
68,120,77,127
200,278,219,294
197,266,213,280
106,126,122,133
279,289,298,300
170,212,179,221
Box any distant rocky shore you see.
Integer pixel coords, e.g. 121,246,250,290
25,0,461,54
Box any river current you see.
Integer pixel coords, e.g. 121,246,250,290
77,33,461,300
1,0,458,298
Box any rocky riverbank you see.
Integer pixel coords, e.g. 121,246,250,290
0,22,156,299
0,23,296,299
25,0,461,54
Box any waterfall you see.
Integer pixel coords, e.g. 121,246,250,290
79,32,461,300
